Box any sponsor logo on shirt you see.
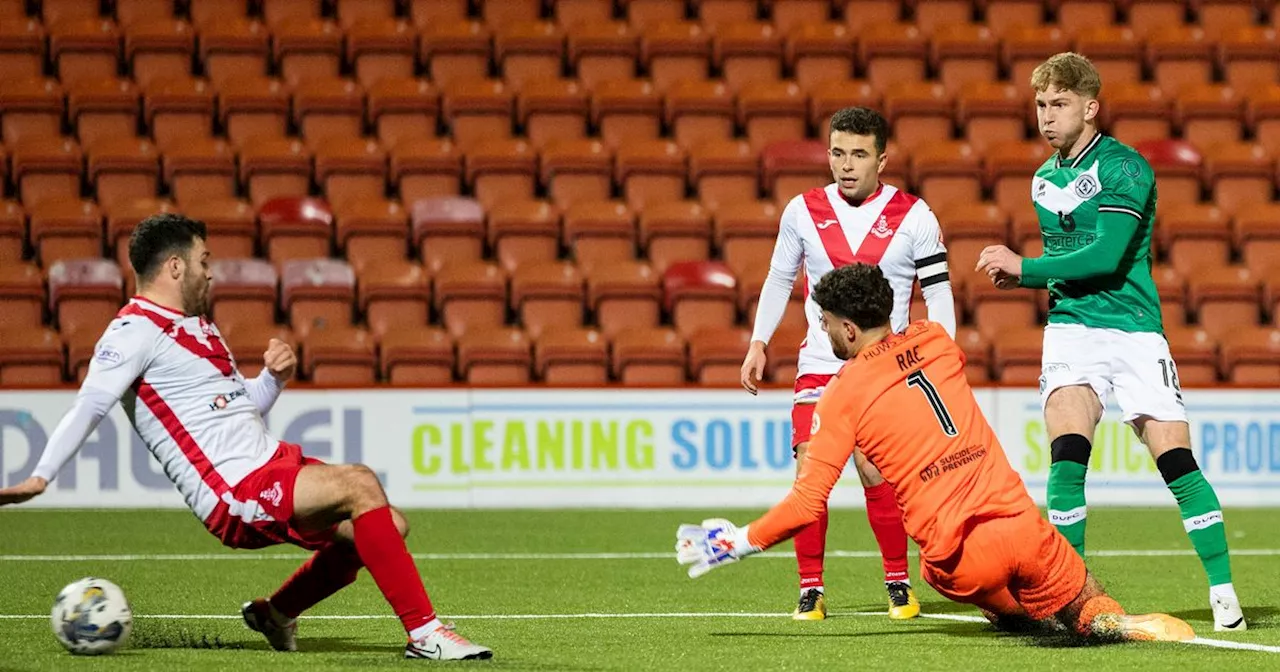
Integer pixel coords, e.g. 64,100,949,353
94,346,123,366
209,386,248,411
816,218,838,230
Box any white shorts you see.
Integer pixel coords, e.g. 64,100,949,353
1040,324,1188,426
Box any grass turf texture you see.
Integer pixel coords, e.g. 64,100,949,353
0,508,1278,670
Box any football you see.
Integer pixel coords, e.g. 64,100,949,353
50,577,133,655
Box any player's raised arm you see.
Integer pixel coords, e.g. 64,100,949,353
911,207,956,337
0,321,156,505
741,198,805,394
242,338,296,415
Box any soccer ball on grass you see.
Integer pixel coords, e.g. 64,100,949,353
50,577,133,655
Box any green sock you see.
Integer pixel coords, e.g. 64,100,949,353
1168,470,1233,586
1047,460,1088,557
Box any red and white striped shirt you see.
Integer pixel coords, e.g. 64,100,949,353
751,182,955,383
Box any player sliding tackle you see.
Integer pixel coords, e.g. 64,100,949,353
678,263,1194,643
976,52,1245,632
0,214,492,661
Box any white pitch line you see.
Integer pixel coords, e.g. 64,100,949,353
4,549,1280,562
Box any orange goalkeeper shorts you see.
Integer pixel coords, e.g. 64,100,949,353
920,507,1087,621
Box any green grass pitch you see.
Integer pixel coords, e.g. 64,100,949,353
1,508,1278,670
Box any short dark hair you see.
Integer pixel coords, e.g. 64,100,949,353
829,107,889,155
128,213,207,281
812,263,894,331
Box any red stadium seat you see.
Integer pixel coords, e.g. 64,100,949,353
89,138,161,210
592,79,663,150
144,76,216,152
716,200,780,277
1202,143,1274,217
1235,204,1280,276
420,21,493,89
665,80,736,151
809,80,881,139
30,200,103,269
1220,327,1280,384
0,201,25,266
217,76,290,149
1001,26,1070,90
346,19,417,88
738,81,808,153
568,22,639,90
336,199,409,273
911,141,983,210
12,137,84,209
985,141,1051,215
1146,26,1214,97
555,0,615,29
280,258,356,338
1073,26,1143,87
992,326,1043,385
882,81,955,153
761,140,828,206
0,18,45,80
239,137,313,208
1177,84,1246,149
366,78,439,147
1160,204,1232,276
954,326,992,384
199,18,271,88
0,328,65,385
1164,326,1220,384
1134,139,1204,211
689,140,761,211
957,82,1029,153
787,23,856,92
163,137,237,206
185,198,257,261
467,139,539,210
714,22,784,94
49,19,121,88
68,78,142,150
313,138,390,212
664,260,738,338
540,140,614,209
0,77,64,146
518,78,591,150
272,18,343,86
859,22,927,92
930,24,1000,96
1219,26,1280,91
641,22,711,93
125,19,195,89
292,78,366,149
495,21,566,90
1188,266,1261,340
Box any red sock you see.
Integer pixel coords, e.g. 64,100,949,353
352,506,436,634
270,542,363,618
794,506,828,590
865,481,909,583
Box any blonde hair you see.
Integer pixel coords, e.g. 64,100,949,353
1030,52,1102,98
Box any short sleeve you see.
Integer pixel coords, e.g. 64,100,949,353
83,318,156,399
1096,153,1153,222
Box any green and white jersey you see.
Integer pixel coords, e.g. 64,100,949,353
1024,133,1163,334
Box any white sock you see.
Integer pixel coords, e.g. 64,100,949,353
409,618,444,641
801,586,824,596
1210,583,1239,602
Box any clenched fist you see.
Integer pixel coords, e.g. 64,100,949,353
263,338,296,382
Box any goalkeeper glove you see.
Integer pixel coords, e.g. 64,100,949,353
675,518,759,578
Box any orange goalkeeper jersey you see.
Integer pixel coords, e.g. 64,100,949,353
747,321,1036,562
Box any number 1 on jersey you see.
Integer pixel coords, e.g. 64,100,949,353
906,370,958,437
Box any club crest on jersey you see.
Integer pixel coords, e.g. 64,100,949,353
810,411,821,436
816,218,839,230
1073,174,1099,199
259,481,284,508
870,215,894,239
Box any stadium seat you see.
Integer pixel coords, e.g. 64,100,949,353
1177,84,1246,149
190,0,252,30
954,326,992,384
238,137,312,208
518,78,591,150
615,140,688,211
992,326,1043,385
420,21,493,89
272,19,343,86
612,327,687,385
931,24,1000,96
489,200,562,272
185,198,257,260
0,77,64,146
737,81,808,153
12,137,83,209
587,260,662,337
280,258,356,338
367,78,439,148
1235,203,1280,276
0,201,25,265
689,140,760,210
786,23,856,91
641,22,712,93
933,202,1009,272
358,259,430,338
808,80,881,138
591,79,663,150
163,137,236,206
43,0,100,27
1220,327,1280,384
144,77,216,152
563,201,637,272
48,258,123,338
335,199,409,272
217,76,290,149
303,324,377,385
968,269,1039,339
199,18,271,88
985,140,1051,215
49,19,121,88
105,198,178,268
687,327,752,385
568,22,640,90
641,200,713,273
1249,85,1280,156
1100,82,1172,146
665,80,736,150
1153,264,1190,327
1160,204,1231,275
30,201,103,268
0,263,45,330
89,138,161,209
697,0,759,28
761,139,828,206
858,22,927,92
1188,265,1261,340
624,0,687,30
222,323,296,380
1146,26,1214,96
740,261,806,331
1202,143,1274,217
210,258,279,332
458,328,534,384
116,0,176,28
1125,0,1186,37
341,20,414,88
261,0,322,29
512,261,587,338
495,21,566,90
913,0,974,33
762,323,805,382
0,17,45,80
314,138,390,212
556,0,617,29
536,328,611,384
393,138,464,205
664,260,738,338
125,19,195,89
380,326,455,384
467,139,539,209
715,200,779,277
434,261,508,337
442,79,516,152
65,327,100,382
66,80,138,153
882,82,955,153
714,22,784,94
483,0,543,30
412,196,485,273
957,83,1028,153
911,141,983,209
1198,0,1258,36
293,78,366,149
1072,26,1142,87
1218,26,1280,91
541,140,614,209
336,0,396,30
259,196,335,266
1000,26,1070,89
1163,326,1220,384
0,328,65,386
1134,139,1203,210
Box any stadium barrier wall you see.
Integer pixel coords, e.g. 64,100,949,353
2,388,1278,508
